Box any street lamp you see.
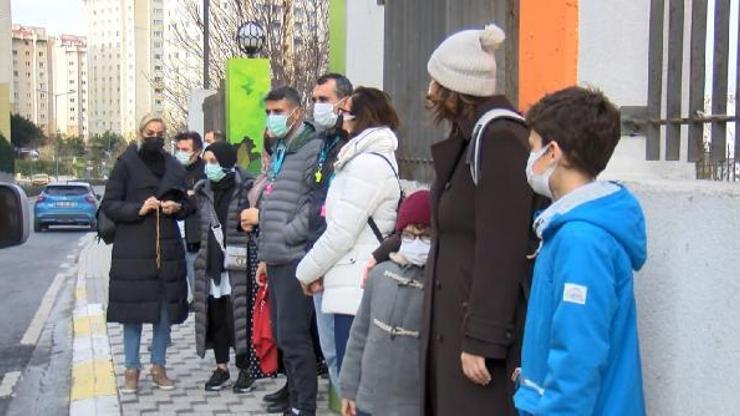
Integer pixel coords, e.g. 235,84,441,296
37,89,76,181
236,22,266,58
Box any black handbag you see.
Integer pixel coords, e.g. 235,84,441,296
96,206,116,244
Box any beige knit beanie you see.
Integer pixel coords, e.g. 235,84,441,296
427,24,505,97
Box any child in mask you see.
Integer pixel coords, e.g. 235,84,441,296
339,190,431,416
514,86,647,416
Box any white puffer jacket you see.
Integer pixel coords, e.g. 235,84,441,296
296,127,401,316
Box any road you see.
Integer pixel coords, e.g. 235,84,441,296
0,199,94,415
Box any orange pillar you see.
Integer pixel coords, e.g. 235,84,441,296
518,0,579,111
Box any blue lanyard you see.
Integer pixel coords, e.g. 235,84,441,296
314,137,339,183
270,141,287,181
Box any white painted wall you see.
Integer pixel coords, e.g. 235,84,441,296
345,0,384,88
627,179,740,415
187,88,216,137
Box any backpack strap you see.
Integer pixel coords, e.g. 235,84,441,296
467,109,526,185
366,152,404,243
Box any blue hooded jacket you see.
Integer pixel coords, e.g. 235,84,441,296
514,181,647,416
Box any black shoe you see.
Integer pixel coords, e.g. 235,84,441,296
263,381,289,403
265,400,290,414
282,410,315,416
316,360,328,377
232,369,255,393
204,368,230,391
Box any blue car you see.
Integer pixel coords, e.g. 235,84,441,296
34,182,99,232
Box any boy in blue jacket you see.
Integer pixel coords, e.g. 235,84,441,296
514,86,647,416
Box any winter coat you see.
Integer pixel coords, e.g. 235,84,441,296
192,169,255,358
339,255,425,416
306,129,345,250
514,182,647,416
421,96,538,415
257,123,323,265
296,127,401,316
183,158,206,249
102,144,191,325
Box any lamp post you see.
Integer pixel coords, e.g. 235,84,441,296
37,89,76,181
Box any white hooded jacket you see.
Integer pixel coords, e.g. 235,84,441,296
296,127,401,315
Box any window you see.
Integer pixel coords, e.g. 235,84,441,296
12,50,17,55
25,50,29,55
39,62,44,68
38,51,43,57
13,71,17,76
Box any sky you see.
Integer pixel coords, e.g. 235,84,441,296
10,0,87,36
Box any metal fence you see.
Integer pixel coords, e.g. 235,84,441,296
383,0,518,183
643,0,739,181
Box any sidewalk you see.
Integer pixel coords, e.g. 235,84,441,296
72,238,333,415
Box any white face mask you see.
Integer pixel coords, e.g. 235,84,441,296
313,102,339,129
526,144,555,199
399,237,431,266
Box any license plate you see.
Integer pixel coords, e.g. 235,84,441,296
55,201,76,208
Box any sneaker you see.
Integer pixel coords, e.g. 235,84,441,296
150,365,175,391
263,381,289,403
205,368,231,391
120,368,140,394
232,369,255,393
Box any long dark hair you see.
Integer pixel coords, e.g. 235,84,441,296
348,87,400,137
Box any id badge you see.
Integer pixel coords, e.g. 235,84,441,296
264,183,273,196
320,204,327,218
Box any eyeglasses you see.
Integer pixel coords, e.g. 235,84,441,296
401,233,431,243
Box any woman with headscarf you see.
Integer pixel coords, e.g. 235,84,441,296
192,142,271,393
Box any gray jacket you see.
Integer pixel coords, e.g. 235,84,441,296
192,170,254,358
339,255,425,416
258,123,322,265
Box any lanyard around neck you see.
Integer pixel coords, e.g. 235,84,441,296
270,141,287,181
314,136,340,183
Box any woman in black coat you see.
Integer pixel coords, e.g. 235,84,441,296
101,114,192,395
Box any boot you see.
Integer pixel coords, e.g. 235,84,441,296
121,368,140,394
263,381,289,403
150,365,175,390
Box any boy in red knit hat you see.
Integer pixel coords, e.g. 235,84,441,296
338,190,431,416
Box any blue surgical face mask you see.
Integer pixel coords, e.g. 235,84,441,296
175,150,194,166
266,109,297,138
205,162,226,182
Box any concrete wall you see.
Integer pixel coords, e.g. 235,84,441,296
345,0,384,88
627,179,740,415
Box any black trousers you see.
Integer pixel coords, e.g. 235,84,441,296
207,295,247,369
268,260,317,414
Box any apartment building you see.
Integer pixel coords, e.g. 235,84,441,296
11,24,54,136
52,34,89,139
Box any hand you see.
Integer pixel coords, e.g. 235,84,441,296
301,277,324,296
138,196,160,216
341,399,356,416
240,208,260,230
461,352,491,386
160,200,182,215
360,257,377,289
256,261,268,287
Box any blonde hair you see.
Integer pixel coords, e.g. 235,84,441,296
138,114,166,138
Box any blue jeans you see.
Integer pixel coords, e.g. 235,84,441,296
123,303,171,369
313,293,338,385
333,314,354,373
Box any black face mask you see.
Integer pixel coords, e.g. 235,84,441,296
141,136,165,154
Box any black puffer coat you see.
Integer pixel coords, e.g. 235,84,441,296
192,169,255,357
102,144,191,325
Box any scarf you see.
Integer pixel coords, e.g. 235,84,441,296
206,172,236,284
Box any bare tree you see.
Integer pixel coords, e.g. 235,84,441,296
159,0,330,128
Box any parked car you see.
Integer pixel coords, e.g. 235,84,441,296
31,173,50,185
0,183,31,248
34,182,100,232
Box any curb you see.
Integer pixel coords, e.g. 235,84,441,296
69,236,121,416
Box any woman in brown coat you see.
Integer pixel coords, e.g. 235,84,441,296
422,24,540,415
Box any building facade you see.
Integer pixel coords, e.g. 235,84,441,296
0,0,11,141
85,0,166,138
51,35,89,139
11,25,54,136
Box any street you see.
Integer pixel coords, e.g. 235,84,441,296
0,201,92,415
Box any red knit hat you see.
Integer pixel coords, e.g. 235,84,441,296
395,190,431,232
